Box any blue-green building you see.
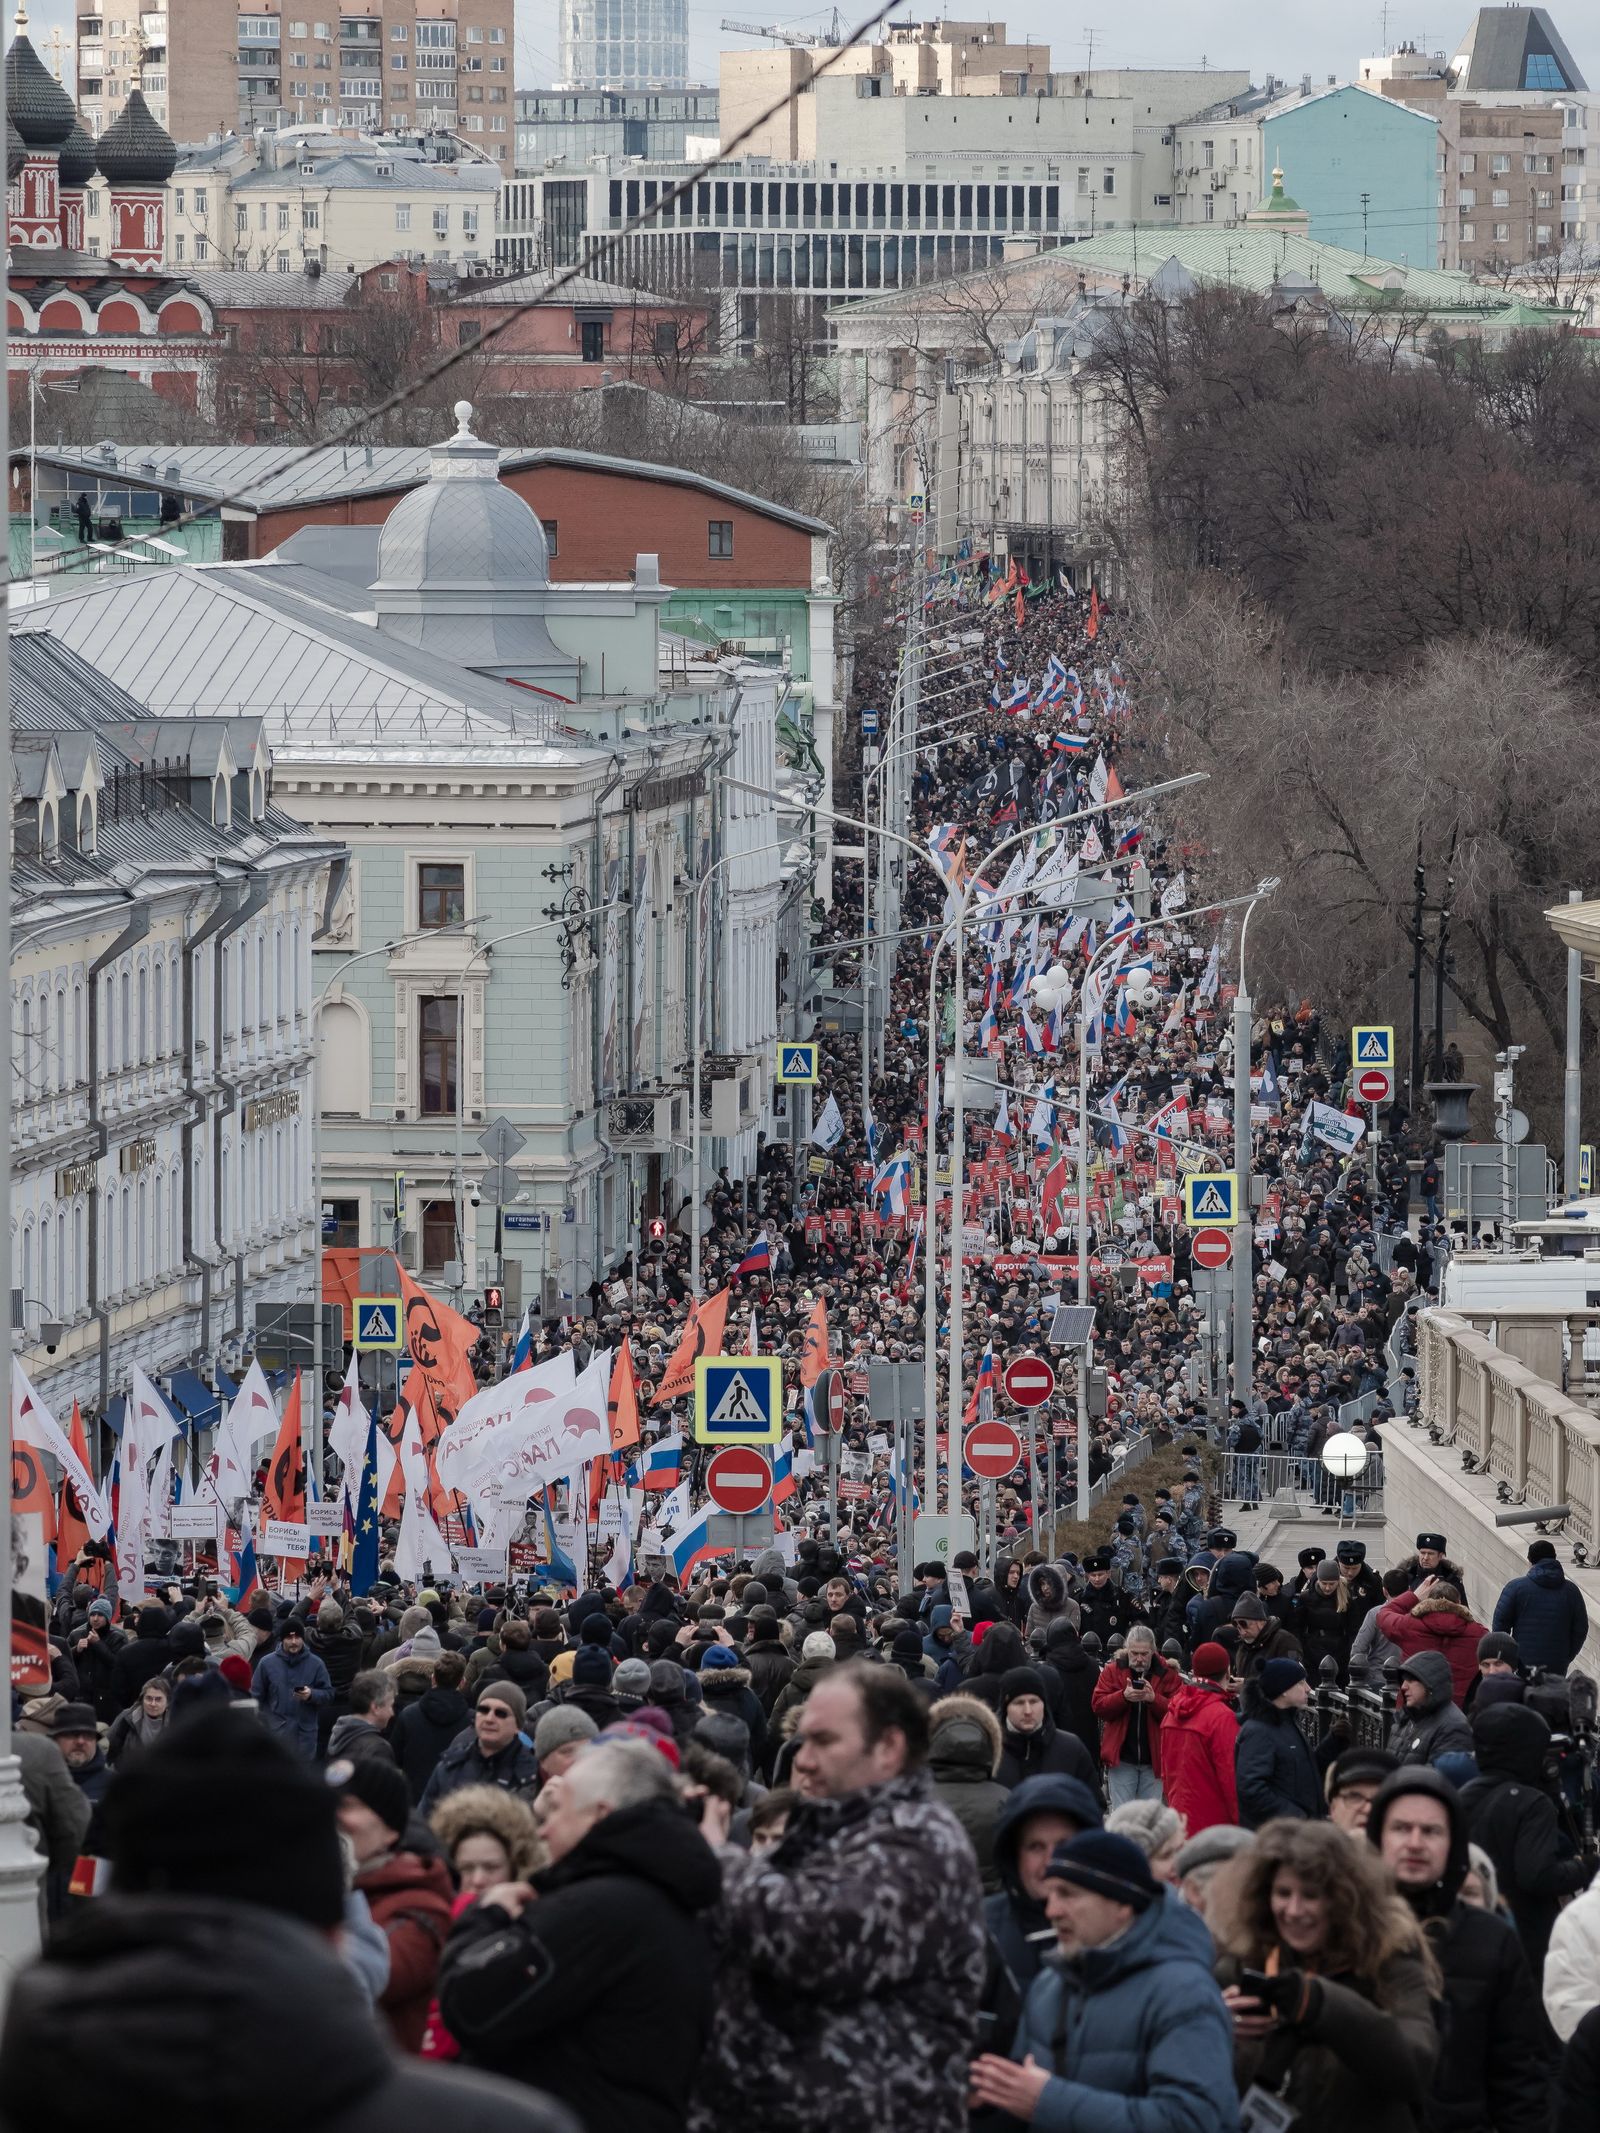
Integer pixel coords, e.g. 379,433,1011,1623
1264,86,1438,271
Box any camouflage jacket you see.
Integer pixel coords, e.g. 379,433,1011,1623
688,1773,986,2133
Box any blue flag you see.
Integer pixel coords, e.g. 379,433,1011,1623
350,1412,381,1594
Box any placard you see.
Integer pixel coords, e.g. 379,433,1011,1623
260,1520,312,1556
168,1505,221,1539
307,1502,346,1536
946,1564,972,1618
451,1547,507,1583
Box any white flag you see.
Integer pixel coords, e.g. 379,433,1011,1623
11,1360,112,1540
327,1353,398,1521
210,1359,276,1515
1160,871,1187,918
435,1347,609,1508
1196,940,1221,1003
811,1094,845,1149
120,1365,182,1590
1307,1101,1366,1157
393,1408,452,1581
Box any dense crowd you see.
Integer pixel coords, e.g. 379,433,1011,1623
7,576,1585,2133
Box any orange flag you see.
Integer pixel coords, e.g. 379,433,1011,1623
798,1297,833,1389
1014,584,1025,630
55,1401,95,1575
607,1344,641,1454
393,1268,482,1528
1105,761,1126,803
263,1373,307,1579
1087,585,1101,640
652,1286,730,1406
10,1440,53,1521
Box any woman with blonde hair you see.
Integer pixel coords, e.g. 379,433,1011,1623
1210,1820,1440,2133
429,1783,545,1893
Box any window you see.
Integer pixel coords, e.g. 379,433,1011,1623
174,233,184,259
389,20,406,35
490,54,504,69
277,202,290,230
175,186,185,213
1459,189,1476,209
1491,187,1510,207
433,205,450,236
457,318,480,344
708,519,734,559
303,204,319,228
541,519,558,555
418,997,458,1116
1460,221,1476,243
420,1199,456,1276
1460,153,1475,172
325,1196,360,1248
288,17,306,32
463,207,478,238
1101,166,1115,195
466,22,482,37
418,861,466,928
489,23,504,38
1524,53,1568,91
395,203,411,231
1537,189,1554,208
1490,154,1511,174
1536,223,1552,245
195,233,208,259
1229,137,1239,166
276,250,290,271
1202,138,1213,167
580,318,604,360
1494,221,1510,242
391,51,405,66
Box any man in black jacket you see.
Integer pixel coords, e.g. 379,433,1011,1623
1235,1658,1325,1827
439,1736,719,2133
1460,1703,1594,1980
1370,1764,1551,2133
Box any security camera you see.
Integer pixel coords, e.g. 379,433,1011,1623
40,1320,63,1355
467,1185,482,1208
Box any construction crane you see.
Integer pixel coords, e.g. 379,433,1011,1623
720,11,845,47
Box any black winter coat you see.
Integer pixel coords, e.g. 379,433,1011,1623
1424,1901,1549,2133
391,1686,472,1799
1038,1628,1102,1768
1556,2005,1600,2133
0,1894,577,2133
741,1639,793,1716
995,1713,1097,1791
1236,1702,1326,1827
1459,1705,1592,1976
440,1799,719,2133
106,1629,174,1712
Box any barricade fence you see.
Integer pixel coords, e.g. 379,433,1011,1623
1220,1450,1385,1516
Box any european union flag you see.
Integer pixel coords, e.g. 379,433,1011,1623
351,1412,381,1594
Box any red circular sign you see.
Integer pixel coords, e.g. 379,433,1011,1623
1003,1355,1056,1408
1191,1227,1233,1270
706,1446,772,1516
965,1418,1024,1480
1356,1069,1391,1103
826,1370,848,1431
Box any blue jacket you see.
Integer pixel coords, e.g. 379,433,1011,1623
1235,1701,1325,1827
254,1644,333,1759
1011,1891,1239,2133
1492,1559,1589,1674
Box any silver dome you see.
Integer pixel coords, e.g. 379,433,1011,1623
373,401,549,592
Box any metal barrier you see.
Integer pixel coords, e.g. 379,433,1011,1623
1221,1450,1385,1516
1297,1656,1397,1754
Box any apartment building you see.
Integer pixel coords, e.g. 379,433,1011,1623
558,0,688,92
76,0,516,169
1363,7,1593,262
513,86,718,169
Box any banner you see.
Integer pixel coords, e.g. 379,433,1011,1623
1307,1101,1366,1157
434,1348,611,1508
12,1362,112,1539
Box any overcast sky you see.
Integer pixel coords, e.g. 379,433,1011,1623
22,0,1598,119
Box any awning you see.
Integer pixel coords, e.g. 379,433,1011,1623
168,1368,221,1433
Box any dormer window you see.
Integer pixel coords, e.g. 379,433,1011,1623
77,793,97,855
250,768,266,820
212,774,230,829
39,800,59,860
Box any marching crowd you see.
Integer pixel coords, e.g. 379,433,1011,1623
4,576,1584,2133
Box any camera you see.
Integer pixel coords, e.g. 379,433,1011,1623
468,1185,482,1208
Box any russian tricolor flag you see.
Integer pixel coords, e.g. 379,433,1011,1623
511,1307,534,1372
638,1430,683,1493
771,1438,797,1508
964,1341,996,1425
667,1499,720,1579
734,1238,771,1280
227,1534,262,1609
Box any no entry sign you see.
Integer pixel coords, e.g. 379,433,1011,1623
1191,1227,1233,1271
705,1446,772,1516
965,1418,1024,1480
1356,1068,1393,1103
1003,1355,1056,1408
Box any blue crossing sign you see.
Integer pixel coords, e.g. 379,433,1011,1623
860,709,880,736
1182,1172,1239,1228
1582,1145,1594,1194
776,1042,819,1086
353,1296,402,1351
1351,1025,1394,1068
694,1354,784,1445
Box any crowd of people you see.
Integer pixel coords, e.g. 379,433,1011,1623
7,573,1588,2133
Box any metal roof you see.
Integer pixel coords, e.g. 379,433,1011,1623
193,268,363,308
20,440,834,534
449,271,678,307
231,153,499,193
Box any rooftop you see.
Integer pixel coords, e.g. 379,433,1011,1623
1449,5,1587,93
231,153,499,194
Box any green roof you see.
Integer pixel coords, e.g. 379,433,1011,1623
1029,227,1542,317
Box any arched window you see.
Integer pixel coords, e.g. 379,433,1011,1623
19,995,32,1096
137,963,149,1062
153,1171,165,1277
119,969,131,1069
120,1185,131,1291
152,962,165,1061
104,1185,116,1292
72,976,83,1084
21,1221,34,1314
136,1177,148,1286
57,1209,69,1315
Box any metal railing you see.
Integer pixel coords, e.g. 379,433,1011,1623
1220,1449,1385,1517
1298,1655,1397,1755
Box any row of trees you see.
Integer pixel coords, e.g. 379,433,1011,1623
1089,290,1600,1133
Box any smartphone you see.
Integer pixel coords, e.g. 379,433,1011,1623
1238,1968,1278,2003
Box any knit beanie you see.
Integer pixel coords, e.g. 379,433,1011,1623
408,1626,443,1660
1000,1665,1047,1708
101,1709,344,1929
547,1650,576,1685
1258,1657,1308,1701
534,1707,598,1761
1044,1829,1159,1910
330,1755,411,1839
613,1657,653,1700
571,1645,613,1687
477,1680,527,1727
1191,1642,1230,1680
698,1644,738,1671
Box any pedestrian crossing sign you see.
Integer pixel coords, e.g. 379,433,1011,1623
776,1043,819,1086
1182,1172,1239,1227
694,1354,783,1444
1352,1025,1394,1069
352,1296,402,1351
1582,1145,1594,1194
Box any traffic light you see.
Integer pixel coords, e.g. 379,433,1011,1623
483,1284,504,1333
646,1216,667,1253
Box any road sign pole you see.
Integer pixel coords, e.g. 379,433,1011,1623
824,1429,839,1544
1026,1410,1037,1546
1045,1424,1056,1557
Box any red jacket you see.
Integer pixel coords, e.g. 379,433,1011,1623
1376,1588,1488,1708
1090,1651,1181,1772
357,1848,455,2053
1159,1679,1240,1832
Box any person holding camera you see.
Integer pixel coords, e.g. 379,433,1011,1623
1091,1624,1180,1808
1211,1820,1439,2133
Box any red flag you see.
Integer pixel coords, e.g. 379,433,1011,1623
262,1373,307,1579
1087,586,1101,640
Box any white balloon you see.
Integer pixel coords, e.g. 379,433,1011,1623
1047,963,1069,989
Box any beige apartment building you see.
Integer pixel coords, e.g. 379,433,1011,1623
76,0,515,169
